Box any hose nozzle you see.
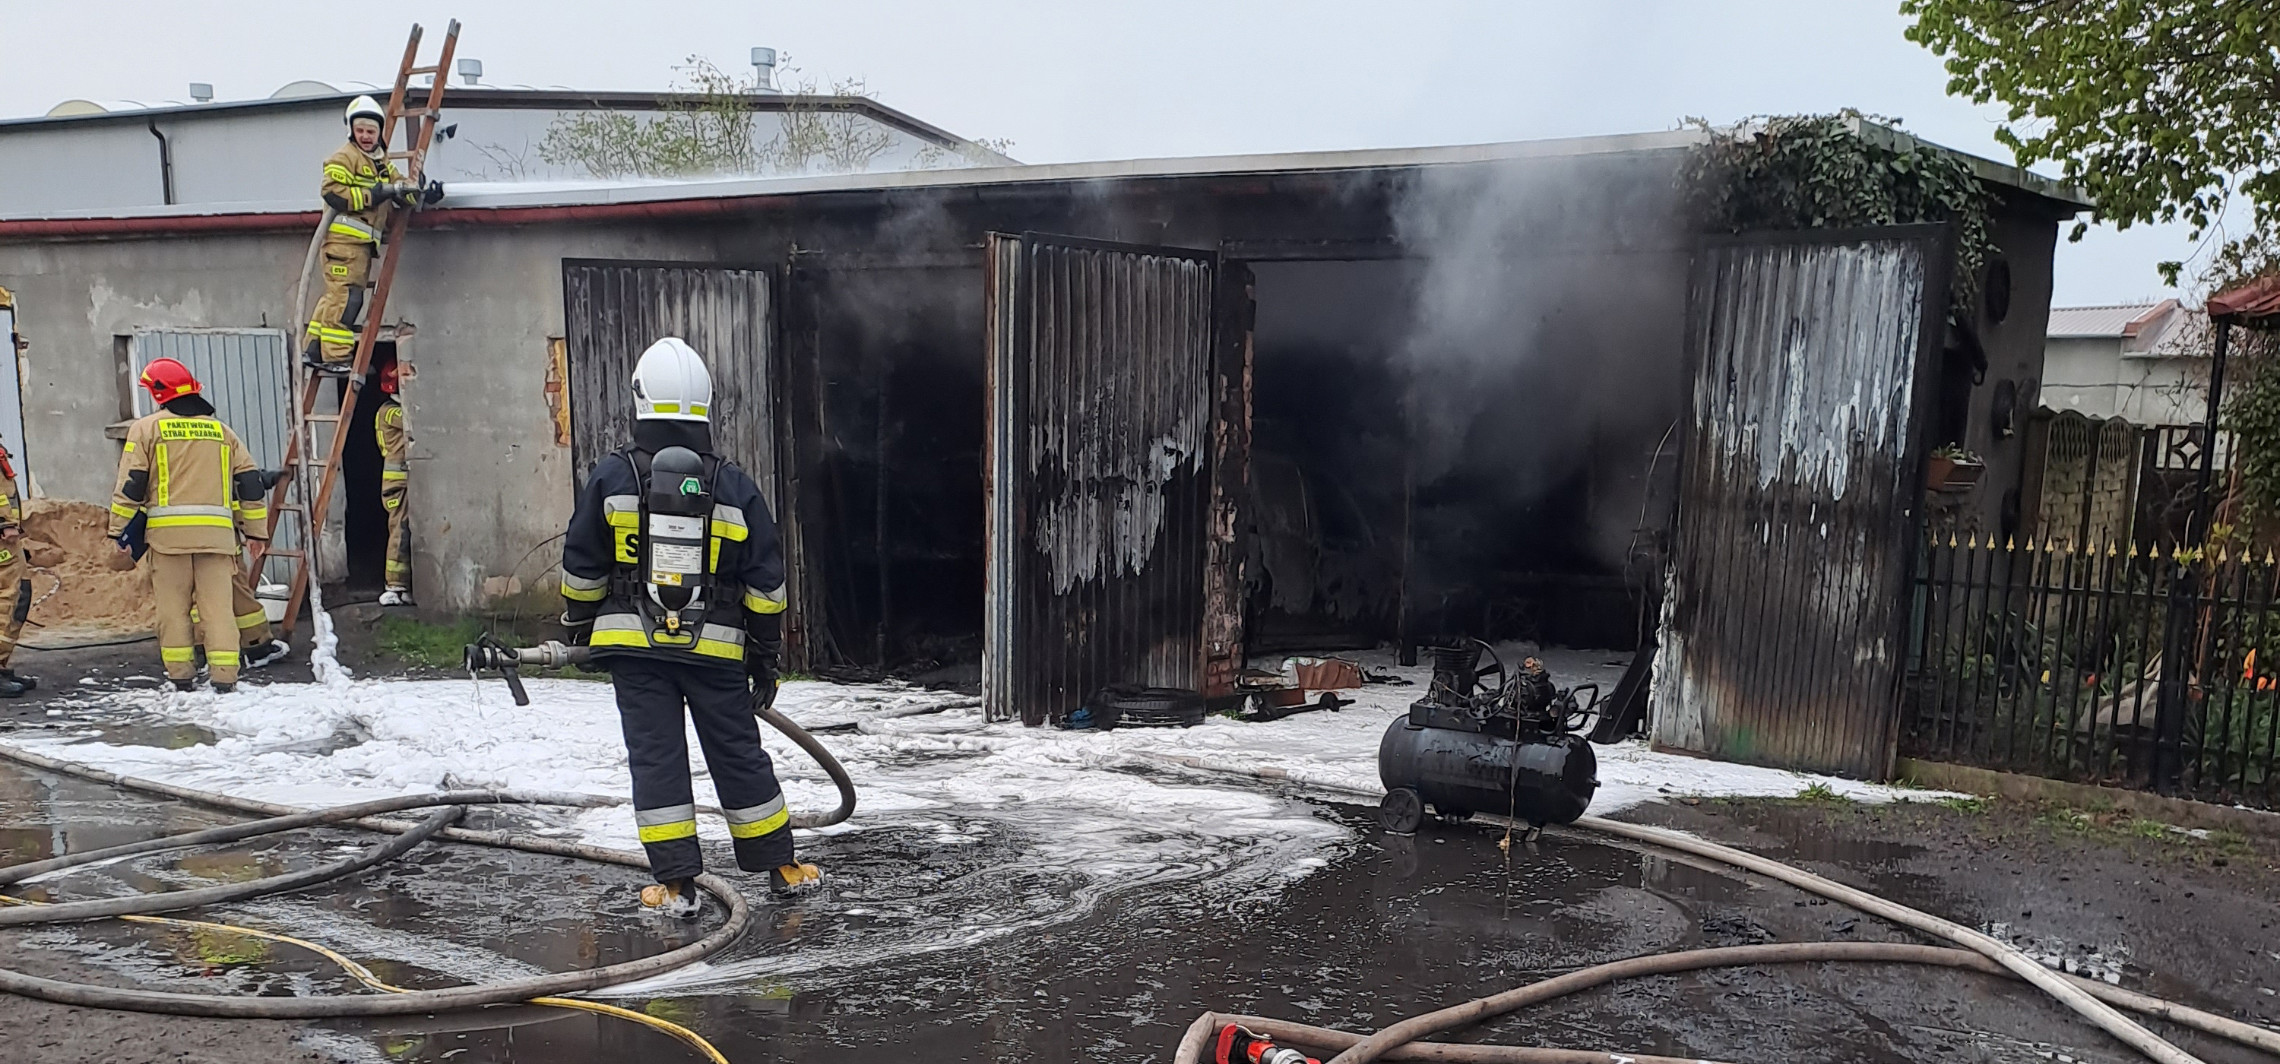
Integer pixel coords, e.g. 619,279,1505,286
462,637,592,706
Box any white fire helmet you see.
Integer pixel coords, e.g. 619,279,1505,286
631,337,713,422
344,95,387,129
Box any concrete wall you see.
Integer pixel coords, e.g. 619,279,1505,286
0,219,725,613
1932,200,2067,543
0,232,304,499
2041,335,2207,425
1,102,967,216
386,220,724,610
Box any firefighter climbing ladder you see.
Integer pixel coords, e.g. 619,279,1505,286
245,21,459,635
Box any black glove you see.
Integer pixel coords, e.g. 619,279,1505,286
419,179,446,206
746,647,779,707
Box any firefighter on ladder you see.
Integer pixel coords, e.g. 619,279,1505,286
305,95,440,374
107,359,268,692
0,440,39,698
559,338,820,915
376,357,411,606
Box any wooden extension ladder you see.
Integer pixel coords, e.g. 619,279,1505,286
246,21,459,635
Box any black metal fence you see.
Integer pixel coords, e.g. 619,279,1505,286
1905,535,2280,808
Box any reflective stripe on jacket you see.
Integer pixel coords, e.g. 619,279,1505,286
108,412,262,555
377,398,408,479
558,449,787,670
320,141,398,245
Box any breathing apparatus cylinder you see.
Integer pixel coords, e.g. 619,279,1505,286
641,446,712,637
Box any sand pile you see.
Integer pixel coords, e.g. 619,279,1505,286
20,499,152,646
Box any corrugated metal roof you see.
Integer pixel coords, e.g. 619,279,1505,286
0,131,1703,223
2048,303,2170,338
0,122,2086,225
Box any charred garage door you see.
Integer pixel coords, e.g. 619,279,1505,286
1652,227,1948,778
984,233,1249,726
561,262,775,495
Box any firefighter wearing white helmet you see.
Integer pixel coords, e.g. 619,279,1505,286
304,94,443,373
559,337,817,915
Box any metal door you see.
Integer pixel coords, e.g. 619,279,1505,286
561,262,775,498
1651,227,1949,778
130,329,296,584
983,233,1224,725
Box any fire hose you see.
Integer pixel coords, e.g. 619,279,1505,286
0,650,859,1055
1148,756,2271,1064
0,769,751,1018
462,636,857,828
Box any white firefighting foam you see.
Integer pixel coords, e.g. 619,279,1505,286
13,641,1942,993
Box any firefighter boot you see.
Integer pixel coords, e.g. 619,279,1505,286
639,878,704,919
769,863,822,895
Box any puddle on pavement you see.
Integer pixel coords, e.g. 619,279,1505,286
0,758,2165,1064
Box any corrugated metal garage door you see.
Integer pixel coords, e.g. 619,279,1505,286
1651,227,1948,778
983,233,1221,725
130,328,296,584
561,262,775,498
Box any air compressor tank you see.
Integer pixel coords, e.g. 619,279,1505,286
1377,718,1598,832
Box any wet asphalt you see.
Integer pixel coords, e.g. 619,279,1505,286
0,641,2274,1063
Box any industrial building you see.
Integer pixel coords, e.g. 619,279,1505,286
0,95,2086,771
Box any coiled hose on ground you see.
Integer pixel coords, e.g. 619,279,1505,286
0,680,859,1024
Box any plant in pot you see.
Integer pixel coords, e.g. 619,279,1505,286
1927,443,1985,491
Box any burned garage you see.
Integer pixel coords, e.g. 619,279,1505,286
0,122,2080,752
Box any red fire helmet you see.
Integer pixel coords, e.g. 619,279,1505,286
138,357,201,404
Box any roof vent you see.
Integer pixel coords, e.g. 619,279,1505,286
750,47,777,91
457,58,482,86
46,99,106,117
270,79,338,99
188,83,214,103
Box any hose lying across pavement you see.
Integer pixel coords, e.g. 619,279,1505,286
1173,942,2280,1064
1145,757,2273,1064
0,770,752,1018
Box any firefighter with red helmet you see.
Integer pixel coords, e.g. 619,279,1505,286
107,358,267,692
376,356,411,605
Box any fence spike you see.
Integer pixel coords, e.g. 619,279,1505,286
2108,541,2120,557
2006,535,2017,551
2129,541,2141,558
2267,549,2277,566
2219,544,2233,564
1948,531,1960,548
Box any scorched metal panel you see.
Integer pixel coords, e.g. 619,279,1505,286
1651,227,1948,778
561,262,775,500
984,233,1219,725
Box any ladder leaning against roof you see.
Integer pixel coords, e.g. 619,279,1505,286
245,20,459,635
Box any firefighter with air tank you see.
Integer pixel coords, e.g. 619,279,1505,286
558,338,821,915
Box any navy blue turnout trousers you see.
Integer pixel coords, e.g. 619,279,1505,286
610,656,795,881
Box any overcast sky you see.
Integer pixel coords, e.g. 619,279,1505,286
0,1,2200,307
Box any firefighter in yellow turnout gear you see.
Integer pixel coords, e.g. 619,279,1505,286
108,359,268,692
305,96,440,373
0,442,39,698
376,358,411,605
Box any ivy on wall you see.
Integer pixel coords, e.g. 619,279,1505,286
1681,112,1996,316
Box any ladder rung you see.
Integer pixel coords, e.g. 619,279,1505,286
408,65,440,76
304,414,342,422
264,550,305,560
